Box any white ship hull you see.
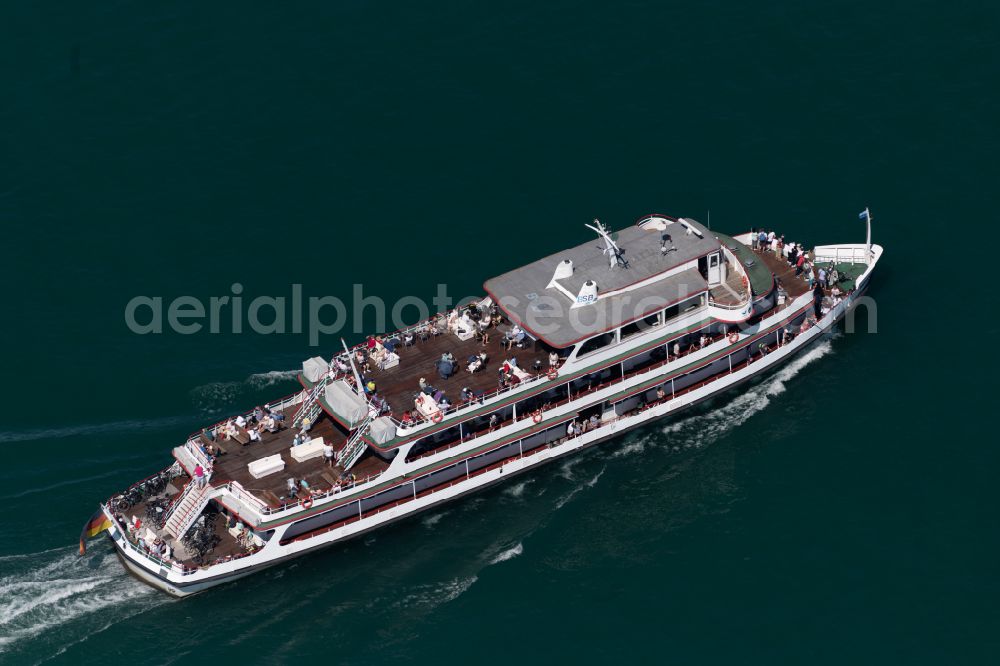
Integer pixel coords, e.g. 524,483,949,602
105,245,879,597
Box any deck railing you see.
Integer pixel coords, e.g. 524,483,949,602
813,244,871,266
391,370,546,431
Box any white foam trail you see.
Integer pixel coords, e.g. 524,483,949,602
557,457,584,481
393,576,478,610
421,510,450,528
0,415,191,444
489,542,524,565
503,479,534,499
247,369,300,388
190,369,299,413
555,465,606,509
0,546,163,656
0,467,150,500
0,546,67,563
659,340,834,450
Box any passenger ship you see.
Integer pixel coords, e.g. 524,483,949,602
87,212,883,597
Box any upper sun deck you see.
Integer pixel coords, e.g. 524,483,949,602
483,216,721,347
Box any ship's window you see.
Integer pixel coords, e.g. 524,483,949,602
620,312,662,340
577,331,616,357
663,294,704,323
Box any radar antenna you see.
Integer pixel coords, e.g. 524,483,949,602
585,219,628,270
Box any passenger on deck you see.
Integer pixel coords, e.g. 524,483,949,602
549,352,560,368
436,356,456,379
235,414,247,428
467,354,483,373
813,284,825,318
489,414,499,430
253,406,265,423
818,268,828,290
247,426,262,443
656,386,666,401
461,387,473,403
293,433,304,447
699,333,709,349
286,477,298,499
673,342,680,359
262,415,278,433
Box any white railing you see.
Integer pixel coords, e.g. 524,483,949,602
108,507,198,576
813,243,871,266
391,371,545,431
338,412,374,470
183,439,212,470
293,375,330,428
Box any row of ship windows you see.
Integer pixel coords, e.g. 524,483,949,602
283,315,793,545
575,293,706,358
404,318,736,462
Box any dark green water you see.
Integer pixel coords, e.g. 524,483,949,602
1,1,996,663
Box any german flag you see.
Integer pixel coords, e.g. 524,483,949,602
78,509,111,556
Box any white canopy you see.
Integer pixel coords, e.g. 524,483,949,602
323,380,368,428
302,356,328,384
369,417,397,445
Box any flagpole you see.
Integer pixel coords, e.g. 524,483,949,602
864,206,872,264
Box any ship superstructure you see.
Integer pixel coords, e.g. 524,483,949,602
90,213,882,597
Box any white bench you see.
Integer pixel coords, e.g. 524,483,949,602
248,454,285,479
290,436,326,463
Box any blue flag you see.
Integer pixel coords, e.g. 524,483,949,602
858,210,869,220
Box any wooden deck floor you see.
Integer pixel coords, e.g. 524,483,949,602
709,268,750,305
366,324,552,418
754,247,811,298
208,412,389,506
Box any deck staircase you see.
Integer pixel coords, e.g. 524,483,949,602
292,374,330,429
163,482,213,539
337,411,374,472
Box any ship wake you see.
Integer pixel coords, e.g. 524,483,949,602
611,339,835,457
0,546,165,658
190,369,300,414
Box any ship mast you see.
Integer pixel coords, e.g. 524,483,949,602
341,338,364,395
585,219,628,270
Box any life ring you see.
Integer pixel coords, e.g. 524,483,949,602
547,368,558,380
431,411,443,423
532,410,543,424
300,495,313,509
728,332,739,344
